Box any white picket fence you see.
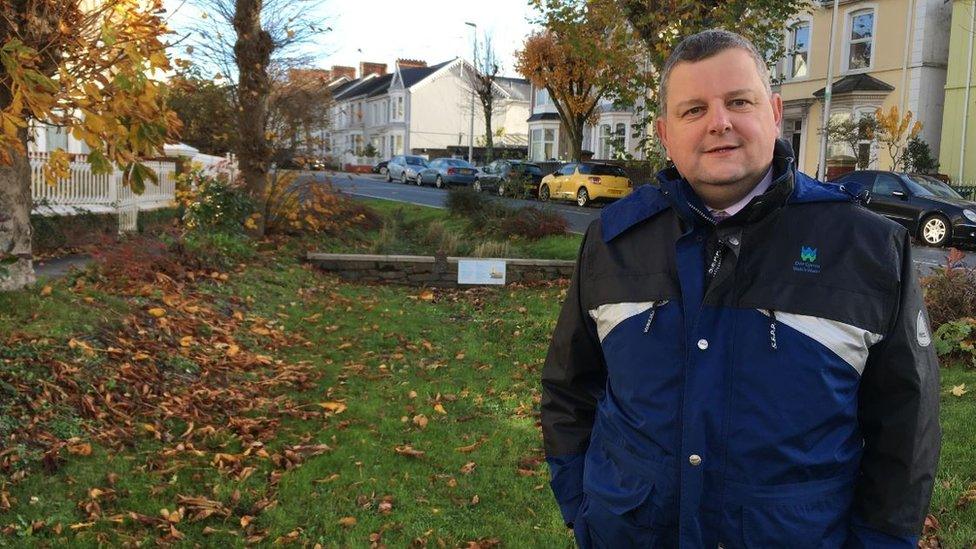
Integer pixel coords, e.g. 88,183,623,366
30,152,178,233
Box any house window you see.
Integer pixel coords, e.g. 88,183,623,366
847,9,874,71
530,128,556,161
535,88,551,108
45,124,68,152
788,22,810,79
393,97,404,120
394,134,403,155
598,124,612,159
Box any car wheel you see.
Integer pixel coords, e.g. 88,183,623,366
577,187,590,207
435,175,444,189
920,214,950,246
473,181,482,192
380,167,388,175
386,170,393,183
416,173,424,186
539,184,550,202
401,172,408,184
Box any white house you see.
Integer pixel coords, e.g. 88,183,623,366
326,59,531,168
526,85,646,162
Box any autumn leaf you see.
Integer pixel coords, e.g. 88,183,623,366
338,516,357,528
40,285,52,296
418,290,435,301
460,461,477,475
412,414,429,429
66,443,92,456
394,445,425,458
318,401,347,414
148,308,166,318
951,384,968,397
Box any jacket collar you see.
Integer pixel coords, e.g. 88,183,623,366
601,139,855,243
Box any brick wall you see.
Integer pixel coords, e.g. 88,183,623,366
307,253,576,287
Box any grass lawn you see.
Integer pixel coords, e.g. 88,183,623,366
0,207,973,546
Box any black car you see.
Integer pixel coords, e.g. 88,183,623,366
475,160,545,196
372,160,389,175
831,170,976,247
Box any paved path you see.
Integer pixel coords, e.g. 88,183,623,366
313,170,968,274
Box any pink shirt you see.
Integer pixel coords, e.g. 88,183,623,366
707,167,773,218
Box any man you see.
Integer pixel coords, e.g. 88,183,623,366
541,29,940,548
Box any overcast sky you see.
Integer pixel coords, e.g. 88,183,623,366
163,0,540,79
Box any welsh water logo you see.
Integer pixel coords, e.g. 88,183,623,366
794,245,821,273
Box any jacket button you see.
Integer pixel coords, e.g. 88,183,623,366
697,338,709,350
689,454,702,466
727,236,739,246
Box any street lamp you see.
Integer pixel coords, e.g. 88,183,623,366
465,21,477,164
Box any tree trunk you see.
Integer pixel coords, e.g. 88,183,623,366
482,103,494,163
569,116,585,162
233,0,273,236
0,133,35,292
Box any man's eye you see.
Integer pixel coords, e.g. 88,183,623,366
684,106,704,117
730,99,751,108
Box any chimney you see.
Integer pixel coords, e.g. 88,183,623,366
396,58,427,70
330,65,356,80
359,62,387,77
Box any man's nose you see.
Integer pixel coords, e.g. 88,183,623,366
706,105,732,135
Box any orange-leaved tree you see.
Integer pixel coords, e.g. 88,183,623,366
0,0,180,291
515,3,641,162
872,105,922,172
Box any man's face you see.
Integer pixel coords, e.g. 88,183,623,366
656,48,783,195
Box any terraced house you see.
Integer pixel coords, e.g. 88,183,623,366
774,0,951,178
938,0,976,186
326,59,530,170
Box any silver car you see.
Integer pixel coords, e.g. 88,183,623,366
416,158,479,189
386,155,429,184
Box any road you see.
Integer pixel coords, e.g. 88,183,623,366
306,170,967,273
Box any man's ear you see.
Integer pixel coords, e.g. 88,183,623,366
656,117,669,154
770,92,784,128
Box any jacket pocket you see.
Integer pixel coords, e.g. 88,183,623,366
582,432,677,530
732,476,854,549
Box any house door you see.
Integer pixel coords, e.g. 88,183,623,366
782,118,803,163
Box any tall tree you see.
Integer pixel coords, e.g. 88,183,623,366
0,0,179,291
267,69,332,162
531,0,810,155
515,4,640,162
466,33,503,163
179,0,328,236
168,71,238,156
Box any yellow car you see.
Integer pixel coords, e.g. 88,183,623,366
538,162,633,207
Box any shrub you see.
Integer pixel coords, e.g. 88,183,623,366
370,209,406,255
472,241,512,258
446,187,494,218
177,168,254,232
921,248,976,329
262,173,381,236
422,220,460,255
494,206,568,240
933,318,976,367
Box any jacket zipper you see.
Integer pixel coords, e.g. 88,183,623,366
643,300,670,333
767,309,778,350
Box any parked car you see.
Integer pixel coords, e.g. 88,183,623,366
308,158,325,171
386,155,428,184
372,160,389,175
538,162,633,207
475,160,545,196
416,158,479,188
831,170,976,247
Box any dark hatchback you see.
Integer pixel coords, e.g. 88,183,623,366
831,170,976,247
475,160,545,196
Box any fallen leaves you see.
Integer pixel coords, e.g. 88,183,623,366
394,445,425,458
460,461,477,475
950,384,968,397
338,516,357,528
318,401,347,414
147,307,166,318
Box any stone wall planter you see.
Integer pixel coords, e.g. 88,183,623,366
307,252,576,287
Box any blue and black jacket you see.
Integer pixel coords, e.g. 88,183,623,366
541,140,941,548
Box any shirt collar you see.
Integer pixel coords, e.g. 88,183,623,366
707,166,774,218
